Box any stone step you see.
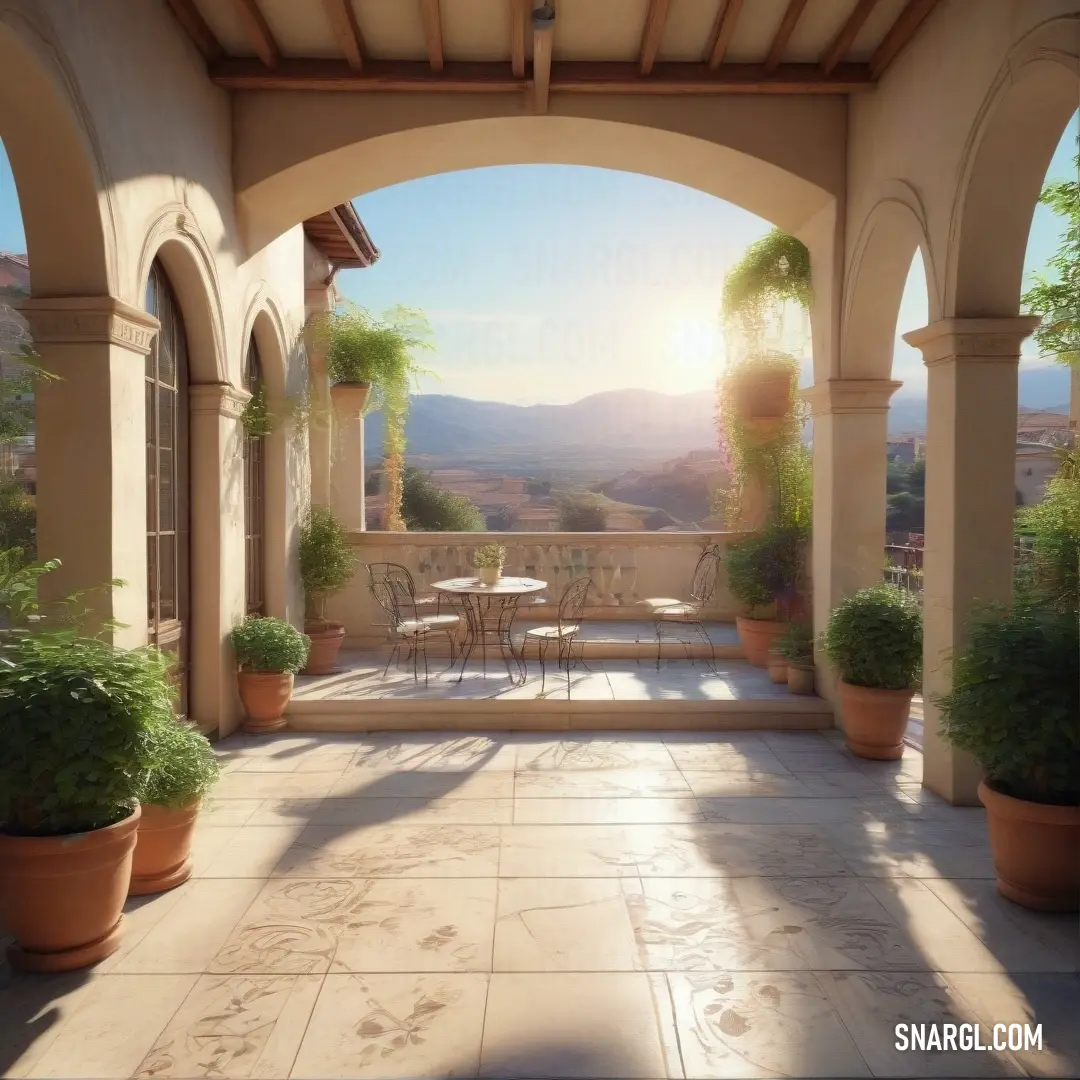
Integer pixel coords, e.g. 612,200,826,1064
286,654,832,733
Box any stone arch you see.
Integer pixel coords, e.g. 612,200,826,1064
236,109,839,254
137,206,228,383
947,18,1080,317
240,290,301,623
0,6,114,296
842,181,939,380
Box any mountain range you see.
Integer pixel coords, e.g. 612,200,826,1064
365,367,1071,468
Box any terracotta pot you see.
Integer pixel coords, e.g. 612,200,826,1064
731,362,793,420
787,664,816,696
329,381,370,418
979,781,1080,912
237,671,294,734
0,806,141,972
129,801,200,896
303,621,345,675
478,566,502,587
736,616,787,667
838,678,913,760
766,651,788,684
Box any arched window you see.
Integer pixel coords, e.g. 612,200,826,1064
145,261,190,714
243,337,266,615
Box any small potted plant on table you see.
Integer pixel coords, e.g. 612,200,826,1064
129,717,221,895
474,543,506,587
822,584,922,759
776,620,815,695
938,597,1079,911
299,505,357,674
0,633,166,971
231,615,310,734
724,523,805,667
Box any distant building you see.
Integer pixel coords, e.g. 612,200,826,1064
887,436,923,463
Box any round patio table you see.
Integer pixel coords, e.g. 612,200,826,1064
430,576,547,683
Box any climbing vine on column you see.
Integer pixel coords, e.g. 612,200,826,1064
319,304,435,531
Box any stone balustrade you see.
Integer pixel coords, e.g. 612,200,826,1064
326,531,751,645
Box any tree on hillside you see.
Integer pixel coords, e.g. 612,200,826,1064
1021,138,1079,368
486,505,518,532
559,499,607,532
401,466,485,532
886,455,926,535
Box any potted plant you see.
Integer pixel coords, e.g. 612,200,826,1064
230,615,310,733
776,620,815,694
320,304,434,532
0,632,167,971
938,596,1079,911
766,648,787,684
299,505,356,674
474,543,506,587
724,523,805,667
822,584,922,759
129,716,220,896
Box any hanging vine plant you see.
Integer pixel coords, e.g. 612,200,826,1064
716,228,813,529
318,304,435,532
240,382,274,438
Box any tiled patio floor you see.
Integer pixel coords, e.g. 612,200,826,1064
3,731,1078,1079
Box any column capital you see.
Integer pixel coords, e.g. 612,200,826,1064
190,382,250,420
17,295,160,355
800,378,903,415
903,317,1041,366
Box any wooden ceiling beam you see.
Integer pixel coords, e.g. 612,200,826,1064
532,7,555,113
164,0,224,61
763,0,809,74
321,0,365,71
707,0,745,70
230,0,280,68
419,0,445,74
870,0,940,79
821,0,881,75
209,57,875,95
510,0,528,78
639,0,671,77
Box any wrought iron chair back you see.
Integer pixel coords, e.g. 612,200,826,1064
559,576,592,630
368,573,404,630
689,544,722,607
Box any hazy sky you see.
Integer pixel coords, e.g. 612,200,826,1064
1,113,1075,405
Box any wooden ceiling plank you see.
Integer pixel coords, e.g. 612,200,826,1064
707,0,745,70
230,0,280,68
164,0,224,61
639,0,671,77
870,0,940,79
763,0,810,74
821,0,881,75
209,57,875,95
321,0,365,71
419,0,445,74
510,0,527,78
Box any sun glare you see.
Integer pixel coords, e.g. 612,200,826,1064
664,313,726,391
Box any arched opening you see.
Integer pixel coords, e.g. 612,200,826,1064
242,335,266,616
145,260,191,714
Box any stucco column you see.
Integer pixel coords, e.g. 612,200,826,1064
904,317,1039,805
304,286,334,508
21,297,158,648
330,384,369,531
189,383,249,738
804,379,901,708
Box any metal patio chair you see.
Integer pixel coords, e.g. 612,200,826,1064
521,575,593,699
367,563,461,683
642,544,722,670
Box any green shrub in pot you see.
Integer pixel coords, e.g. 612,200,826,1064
298,505,356,675
775,620,815,695
129,715,222,896
937,595,1079,911
822,584,922,760
0,623,172,970
230,616,311,734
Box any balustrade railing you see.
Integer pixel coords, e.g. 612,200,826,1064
327,531,751,645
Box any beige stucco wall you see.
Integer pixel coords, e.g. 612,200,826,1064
0,0,312,735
